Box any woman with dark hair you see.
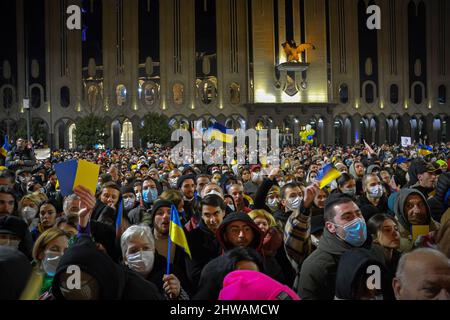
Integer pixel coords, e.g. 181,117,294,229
367,213,402,275
334,173,357,198
31,200,59,241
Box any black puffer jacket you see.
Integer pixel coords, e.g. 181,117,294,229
52,236,162,300
5,147,37,172
297,229,372,300
427,172,450,222
193,213,285,299
0,247,32,299
335,248,393,300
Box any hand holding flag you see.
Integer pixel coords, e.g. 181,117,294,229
166,205,191,275
317,164,342,189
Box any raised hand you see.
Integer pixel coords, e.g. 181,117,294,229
162,274,181,299
74,185,96,228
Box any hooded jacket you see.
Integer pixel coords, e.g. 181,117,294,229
335,248,393,300
185,219,222,289
0,247,32,300
356,194,389,221
52,236,162,300
349,163,364,196
393,188,440,252
297,228,372,300
427,172,450,222
193,213,285,299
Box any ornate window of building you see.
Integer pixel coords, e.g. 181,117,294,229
229,82,240,105
339,84,349,104
30,85,43,108
389,84,399,104
412,82,425,105
116,84,127,106
198,79,217,105
1,86,14,109
364,83,375,104
141,81,159,106
60,86,70,108
172,82,184,105
87,85,99,108
438,85,446,104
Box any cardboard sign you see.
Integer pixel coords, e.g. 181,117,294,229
412,225,430,242
401,136,412,147
34,148,51,160
54,159,100,196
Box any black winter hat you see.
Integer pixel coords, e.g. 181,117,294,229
176,174,196,189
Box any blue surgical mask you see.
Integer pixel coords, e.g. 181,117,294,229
342,187,356,197
42,252,62,276
335,218,367,247
142,189,151,203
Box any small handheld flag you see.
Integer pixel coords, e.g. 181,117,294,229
418,144,433,156
317,164,342,189
167,205,191,275
115,199,124,238
0,135,10,158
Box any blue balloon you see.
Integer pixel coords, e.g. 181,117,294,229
307,135,312,140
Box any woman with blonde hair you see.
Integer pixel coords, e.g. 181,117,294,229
18,193,41,227
32,228,70,299
248,209,296,285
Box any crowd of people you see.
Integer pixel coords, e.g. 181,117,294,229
0,136,449,300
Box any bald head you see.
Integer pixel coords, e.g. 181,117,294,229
393,248,450,300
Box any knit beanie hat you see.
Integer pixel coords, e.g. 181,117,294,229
218,270,300,300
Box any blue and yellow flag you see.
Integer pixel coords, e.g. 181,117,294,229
54,159,100,196
208,123,234,143
418,144,433,156
317,164,342,189
115,199,124,238
169,205,191,258
0,135,10,158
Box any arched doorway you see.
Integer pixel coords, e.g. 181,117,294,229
334,118,344,145
121,119,133,148
359,117,370,143
68,123,76,149
111,120,121,149
317,117,325,144
369,117,377,144
432,117,442,143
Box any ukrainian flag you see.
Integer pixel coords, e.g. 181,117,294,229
418,144,433,156
208,123,234,143
0,135,10,158
115,199,124,238
317,164,342,189
169,205,191,258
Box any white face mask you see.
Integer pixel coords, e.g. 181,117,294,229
0,238,20,249
22,206,38,220
127,250,155,275
286,196,301,210
124,198,136,210
169,178,178,188
368,185,383,199
227,204,236,212
266,198,279,211
42,251,62,276
205,190,223,199
251,172,261,183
